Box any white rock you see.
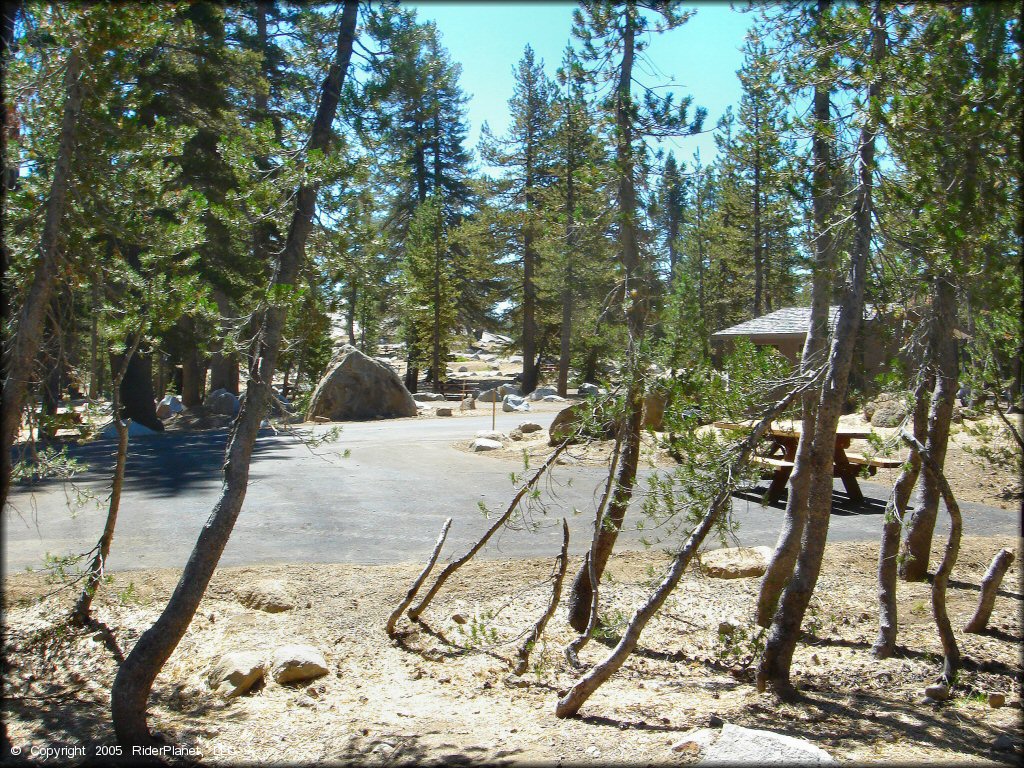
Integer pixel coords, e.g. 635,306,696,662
208,651,265,698
472,438,503,452
412,392,446,402
237,579,294,613
527,386,559,401
270,644,329,685
502,395,530,412
700,546,773,579
700,723,836,765
543,395,566,402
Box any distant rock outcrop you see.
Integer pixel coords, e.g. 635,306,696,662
306,345,417,422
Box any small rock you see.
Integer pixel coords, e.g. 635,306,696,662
208,651,265,698
708,715,725,728
436,407,453,417
810,653,821,665
451,613,467,625
472,438,502,452
460,396,476,411
924,683,950,701
988,692,1006,708
270,644,329,685
518,422,542,433
700,546,773,579
543,395,566,402
458,366,469,372
993,734,1016,751
509,428,524,441
578,382,602,396
502,394,530,412
475,430,504,440
237,579,295,613
718,619,740,636
413,392,446,402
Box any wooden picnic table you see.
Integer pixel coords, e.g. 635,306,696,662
713,420,900,505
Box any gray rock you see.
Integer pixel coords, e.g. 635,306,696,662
436,407,453,417
497,383,522,397
543,394,566,402
509,428,524,441
413,392,446,402
528,386,559,401
475,430,504,440
502,394,530,412
458,366,469,373
237,579,295,613
924,683,950,701
270,644,329,685
472,438,503,452
700,546,773,579
578,382,602,397
548,401,617,446
460,396,476,411
156,395,184,420
306,345,417,421
207,390,240,416
699,723,836,765
101,420,161,438
518,422,542,434
993,734,1016,751
208,651,265,698
475,388,501,403
864,393,908,428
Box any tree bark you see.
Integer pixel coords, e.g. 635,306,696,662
565,6,648,634
72,338,141,624
872,370,930,657
557,379,813,717
1,45,84,512
901,276,958,581
757,0,883,699
964,548,1014,634
110,3,358,748
755,8,836,628
901,432,962,682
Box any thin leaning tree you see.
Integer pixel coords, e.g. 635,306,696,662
563,0,705,634
111,1,359,748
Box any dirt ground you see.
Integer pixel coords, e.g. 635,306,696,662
2,532,1020,766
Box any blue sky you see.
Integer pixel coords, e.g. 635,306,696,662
407,1,754,168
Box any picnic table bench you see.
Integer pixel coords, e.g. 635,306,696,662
714,420,902,504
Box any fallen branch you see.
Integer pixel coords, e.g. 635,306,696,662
964,548,1015,634
387,517,452,637
556,376,815,718
512,518,569,675
408,439,572,620
900,431,962,684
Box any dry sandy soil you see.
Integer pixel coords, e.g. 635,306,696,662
3,531,1021,766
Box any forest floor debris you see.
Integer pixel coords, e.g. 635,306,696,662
3,534,1020,765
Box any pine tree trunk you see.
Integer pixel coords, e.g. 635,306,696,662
755,18,836,628
111,4,358,747
872,370,930,657
566,11,646,634
1,45,83,511
757,0,882,698
901,276,958,581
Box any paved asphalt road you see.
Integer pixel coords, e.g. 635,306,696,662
3,410,1016,574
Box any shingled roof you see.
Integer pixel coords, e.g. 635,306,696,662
711,305,878,339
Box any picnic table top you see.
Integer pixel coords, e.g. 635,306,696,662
712,420,873,440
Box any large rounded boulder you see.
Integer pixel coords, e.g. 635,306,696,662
306,345,417,421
